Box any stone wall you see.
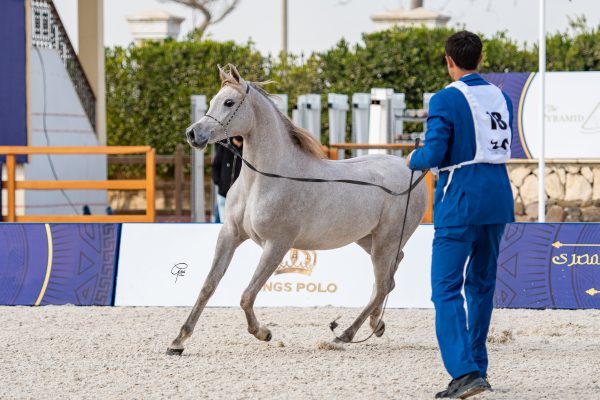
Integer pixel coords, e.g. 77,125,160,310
508,164,600,222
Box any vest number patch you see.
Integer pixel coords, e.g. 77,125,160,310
486,111,508,130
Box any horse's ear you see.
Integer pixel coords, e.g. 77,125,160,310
228,64,241,83
218,64,229,83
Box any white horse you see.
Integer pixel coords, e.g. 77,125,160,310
167,65,427,355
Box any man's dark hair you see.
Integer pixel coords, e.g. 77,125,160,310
445,31,482,70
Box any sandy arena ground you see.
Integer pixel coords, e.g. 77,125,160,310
1,306,599,399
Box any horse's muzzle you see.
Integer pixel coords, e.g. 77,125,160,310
186,126,209,150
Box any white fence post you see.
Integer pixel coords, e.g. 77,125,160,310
297,94,322,142
392,93,406,156
272,94,288,116
352,93,371,157
190,95,206,222
327,93,349,160
368,88,394,154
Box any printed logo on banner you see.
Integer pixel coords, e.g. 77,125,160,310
495,223,600,309
171,263,188,283
581,102,600,133
263,249,338,294
551,240,600,296
275,249,316,275
543,102,600,134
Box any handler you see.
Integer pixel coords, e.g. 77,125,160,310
212,136,243,221
406,31,514,399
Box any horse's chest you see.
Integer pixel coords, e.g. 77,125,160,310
243,190,299,234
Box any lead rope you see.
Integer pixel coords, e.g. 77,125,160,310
328,139,420,344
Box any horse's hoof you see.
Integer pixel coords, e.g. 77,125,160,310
166,347,184,356
333,333,351,344
255,326,272,342
374,321,386,338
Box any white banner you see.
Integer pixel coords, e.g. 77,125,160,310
522,71,600,159
115,224,434,308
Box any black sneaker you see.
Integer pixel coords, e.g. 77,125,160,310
434,372,488,399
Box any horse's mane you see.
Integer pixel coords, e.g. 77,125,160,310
219,66,324,159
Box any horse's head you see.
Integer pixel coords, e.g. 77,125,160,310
186,64,254,150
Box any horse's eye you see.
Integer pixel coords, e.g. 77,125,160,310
224,99,235,107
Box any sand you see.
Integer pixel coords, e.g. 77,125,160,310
1,306,599,399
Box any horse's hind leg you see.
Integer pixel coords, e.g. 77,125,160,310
355,235,391,337
240,240,291,342
167,225,244,355
334,237,400,343
369,250,404,337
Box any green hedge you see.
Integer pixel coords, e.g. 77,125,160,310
106,24,600,156
106,39,267,155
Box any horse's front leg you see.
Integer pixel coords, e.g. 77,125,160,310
167,225,245,355
240,240,291,342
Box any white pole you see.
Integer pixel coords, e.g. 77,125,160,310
190,95,207,222
282,0,288,54
538,0,546,222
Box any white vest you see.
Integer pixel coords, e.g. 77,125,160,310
438,80,512,199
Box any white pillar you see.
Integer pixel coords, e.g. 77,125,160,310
368,88,394,154
538,0,546,222
352,93,371,157
272,94,288,115
391,93,406,156
296,94,321,142
191,95,207,222
78,0,105,144
328,94,349,159
281,0,288,54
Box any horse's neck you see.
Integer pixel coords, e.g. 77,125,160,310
241,95,313,180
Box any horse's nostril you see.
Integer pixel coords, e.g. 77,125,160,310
187,129,194,142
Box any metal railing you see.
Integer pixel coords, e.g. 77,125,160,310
108,144,202,218
1,146,155,223
31,0,96,131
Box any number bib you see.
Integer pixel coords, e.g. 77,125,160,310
438,80,512,199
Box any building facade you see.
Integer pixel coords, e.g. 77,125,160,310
1,0,107,217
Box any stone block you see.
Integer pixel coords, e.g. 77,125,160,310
565,173,593,202
509,166,531,187
566,166,580,174
593,168,600,201
581,166,594,183
552,167,566,184
520,174,539,204
582,207,600,222
564,206,582,222
525,202,538,220
545,205,565,222
544,173,565,200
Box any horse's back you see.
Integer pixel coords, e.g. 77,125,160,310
324,154,414,191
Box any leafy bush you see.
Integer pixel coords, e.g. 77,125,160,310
106,39,266,155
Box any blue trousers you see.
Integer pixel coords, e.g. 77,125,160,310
431,224,506,379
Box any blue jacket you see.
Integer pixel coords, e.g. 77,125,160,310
409,73,515,228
